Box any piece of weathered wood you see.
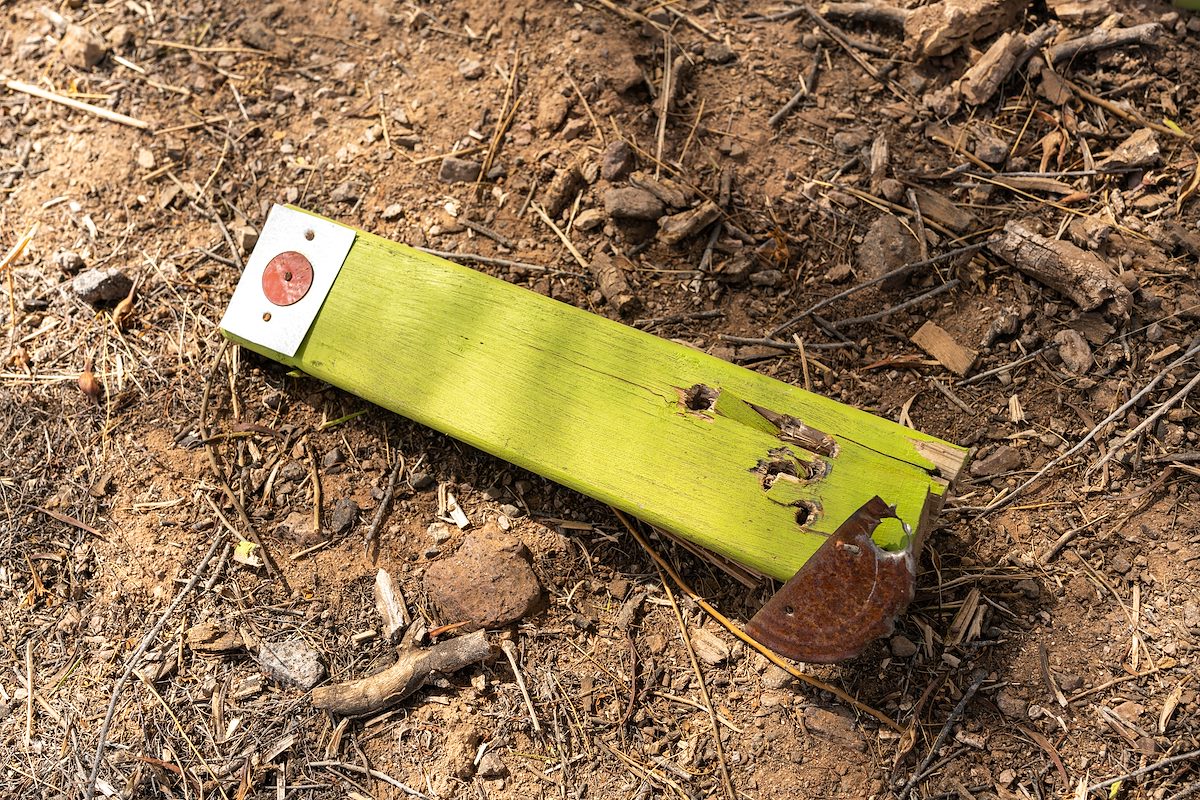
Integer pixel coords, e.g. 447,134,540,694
223,207,966,585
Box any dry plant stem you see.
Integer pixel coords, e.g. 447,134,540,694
1090,370,1200,474
978,338,1200,514
311,629,490,716
500,639,543,734
1061,76,1189,139
83,531,228,800
200,340,288,589
365,454,405,561
5,79,152,130
308,761,433,799
899,669,987,799
657,567,736,800
1087,747,1200,794
1048,22,1159,65
531,202,589,268
612,509,902,732
768,45,822,128
831,279,961,328
801,4,907,98
769,242,985,337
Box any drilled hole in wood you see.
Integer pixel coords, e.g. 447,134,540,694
784,605,795,616
304,228,315,241
682,383,719,412
262,312,272,322
794,503,820,527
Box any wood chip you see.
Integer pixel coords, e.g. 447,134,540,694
911,321,977,376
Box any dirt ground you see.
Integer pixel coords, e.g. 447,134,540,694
2,0,1200,798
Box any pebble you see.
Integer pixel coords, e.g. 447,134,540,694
477,752,508,780
600,140,636,181
1183,601,1200,629
802,707,865,751
381,204,404,221
52,249,85,274
603,187,664,221
72,268,132,305
439,156,482,184
889,634,918,658
995,687,1028,718
458,59,484,80
322,447,346,468
424,522,545,631
535,93,572,133
411,471,436,491
106,23,134,50
704,42,736,63
689,627,731,665
257,638,326,690
761,664,794,689
61,24,106,69
428,521,453,544
328,498,359,535
135,148,155,169
857,213,920,289
574,208,605,232
749,269,784,288
973,130,1009,164
1054,329,1093,374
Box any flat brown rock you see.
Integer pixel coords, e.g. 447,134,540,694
424,522,545,631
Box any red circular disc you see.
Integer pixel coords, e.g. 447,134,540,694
262,251,313,306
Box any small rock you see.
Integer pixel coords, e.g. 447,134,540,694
535,93,572,133
832,130,871,154
322,447,346,468
439,156,482,184
424,522,545,631
72,268,133,305
629,173,690,209
458,59,484,80
1057,673,1083,692
1113,700,1144,723
689,627,730,665
704,42,736,63
1109,552,1131,575
1177,293,1200,321
1054,329,1092,374
574,208,605,232
106,23,134,50
600,140,636,181
232,224,258,254
411,472,436,491
52,249,85,274
880,178,906,203
328,498,359,535
603,187,664,222
477,752,508,779
186,621,242,653
499,503,521,518
973,130,1009,164
1015,579,1040,599
969,445,1021,478
825,262,853,282
749,269,784,288
258,637,326,690
1183,601,1200,629
995,687,1027,718
428,521,453,544
562,118,590,141
381,203,404,222
889,635,918,658
135,148,155,169
761,664,794,689
278,460,305,483
61,24,106,69
857,213,920,290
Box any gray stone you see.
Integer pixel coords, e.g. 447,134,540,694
72,268,132,305
890,635,918,658
749,269,784,288
1055,329,1092,374
995,687,1028,718
381,203,404,221
439,156,482,184
603,187,663,221
53,249,85,274
600,140,635,181
689,627,731,665
477,752,508,779
761,664,794,690
328,498,359,535
458,59,484,80
857,213,920,289
704,42,736,63
258,637,326,689
322,447,346,468
574,208,605,232
62,24,106,69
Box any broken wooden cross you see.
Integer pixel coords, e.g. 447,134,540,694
220,205,967,662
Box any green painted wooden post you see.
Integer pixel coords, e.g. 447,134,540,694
222,207,966,583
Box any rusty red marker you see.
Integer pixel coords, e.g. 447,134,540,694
262,251,314,306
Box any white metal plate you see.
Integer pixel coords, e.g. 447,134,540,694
219,205,356,356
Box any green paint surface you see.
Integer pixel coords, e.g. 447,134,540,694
225,210,966,582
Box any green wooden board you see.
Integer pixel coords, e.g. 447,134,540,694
223,207,966,582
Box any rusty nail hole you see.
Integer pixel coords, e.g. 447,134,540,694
262,312,272,322
794,506,811,526
304,229,315,241
283,271,293,281
783,605,795,616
